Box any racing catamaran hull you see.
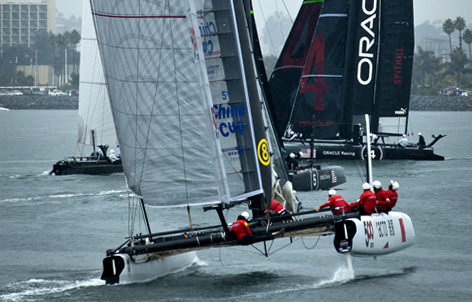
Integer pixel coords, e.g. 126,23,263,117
286,142,445,161
334,211,416,256
101,252,198,285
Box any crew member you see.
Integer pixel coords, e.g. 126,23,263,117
268,199,287,216
397,134,408,148
316,189,350,215
350,183,377,215
108,150,120,164
373,180,391,213
229,211,255,245
386,181,400,212
417,133,426,149
286,152,299,171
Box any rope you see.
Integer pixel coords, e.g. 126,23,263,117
187,204,194,236
301,235,321,250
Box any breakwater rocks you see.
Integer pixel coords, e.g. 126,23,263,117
410,95,472,111
1,95,472,111
0,95,78,110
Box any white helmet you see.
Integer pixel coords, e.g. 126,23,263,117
328,189,336,196
373,180,382,189
362,182,371,190
110,150,115,154
418,132,422,136
289,152,296,158
402,134,407,138
240,211,249,220
392,181,400,190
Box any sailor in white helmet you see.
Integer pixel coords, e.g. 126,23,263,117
350,183,377,215
386,180,400,212
397,134,408,148
373,180,391,213
315,189,350,215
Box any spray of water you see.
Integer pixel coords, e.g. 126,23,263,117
314,253,355,288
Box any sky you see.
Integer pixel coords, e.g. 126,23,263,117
59,0,472,26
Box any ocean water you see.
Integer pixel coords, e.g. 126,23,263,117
0,110,471,302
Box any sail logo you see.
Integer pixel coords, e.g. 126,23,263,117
213,103,246,137
257,139,270,166
198,21,217,55
394,47,404,84
364,220,375,247
357,0,378,86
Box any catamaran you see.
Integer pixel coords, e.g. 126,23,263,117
268,0,445,161
90,0,415,285
50,1,122,175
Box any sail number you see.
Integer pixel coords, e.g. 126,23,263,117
257,139,270,166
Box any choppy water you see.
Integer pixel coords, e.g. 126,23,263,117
0,110,471,301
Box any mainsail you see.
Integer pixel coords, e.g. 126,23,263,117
77,0,117,149
91,0,273,207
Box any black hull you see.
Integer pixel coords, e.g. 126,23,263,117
50,159,123,175
290,166,346,191
285,142,444,161
106,211,360,258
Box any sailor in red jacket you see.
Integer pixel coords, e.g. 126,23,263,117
316,189,350,215
386,181,399,212
230,211,255,245
268,199,287,216
350,182,377,215
373,180,391,213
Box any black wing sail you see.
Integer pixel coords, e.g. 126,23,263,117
268,1,324,139
269,0,350,140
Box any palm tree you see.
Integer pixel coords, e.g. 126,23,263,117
54,33,67,86
68,30,81,75
414,46,441,87
442,19,455,55
48,32,57,85
463,29,472,65
447,47,470,86
454,17,466,50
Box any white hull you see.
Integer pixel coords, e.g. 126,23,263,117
335,211,415,256
104,252,198,284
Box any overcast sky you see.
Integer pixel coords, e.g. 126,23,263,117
58,0,472,26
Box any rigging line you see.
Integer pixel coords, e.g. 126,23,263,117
264,239,295,255
286,23,323,133
255,0,277,56
274,0,287,42
301,235,321,250
281,0,294,23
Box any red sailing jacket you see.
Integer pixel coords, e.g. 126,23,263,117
351,190,377,214
319,195,350,215
375,189,391,212
230,219,252,240
269,200,285,214
386,189,398,209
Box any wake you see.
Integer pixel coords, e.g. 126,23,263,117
0,278,103,302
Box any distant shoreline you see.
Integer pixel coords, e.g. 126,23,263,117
0,95,78,110
1,95,472,111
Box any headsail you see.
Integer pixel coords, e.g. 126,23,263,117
371,0,414,135
77,1,117,148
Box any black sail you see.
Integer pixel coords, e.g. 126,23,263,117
268,1,324,139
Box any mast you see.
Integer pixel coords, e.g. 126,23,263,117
232,0,273,209
364,114,373,185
